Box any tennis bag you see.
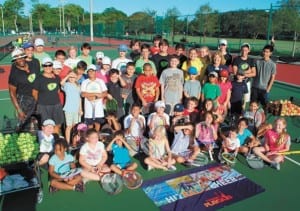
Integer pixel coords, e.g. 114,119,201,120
246,154,264,169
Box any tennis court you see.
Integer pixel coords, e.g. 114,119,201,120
0,36,300,211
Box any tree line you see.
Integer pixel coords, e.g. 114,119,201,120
1,0,300,41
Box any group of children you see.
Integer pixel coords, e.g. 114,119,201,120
10,36,291,196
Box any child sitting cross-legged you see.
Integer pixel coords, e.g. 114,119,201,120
218,127,240,162
171,122,200,165
48,138,84,193
144,126,176,171
106,130,138,175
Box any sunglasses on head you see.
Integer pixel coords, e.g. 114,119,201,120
43,64,53,67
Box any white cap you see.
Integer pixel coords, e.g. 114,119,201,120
11,48,26,62
87,64,97,71
42,57,53,65
155,100,166,109
34,38,45,46
209,71,218,78
102,56,111,65
43,119,55,126
96,51,105,59
53,61,62,69
219,39,227,46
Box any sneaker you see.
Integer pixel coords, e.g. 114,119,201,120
75,182,85,192
37,189,43,204
271,162,280,171
167,165,177,171
49,185,59,194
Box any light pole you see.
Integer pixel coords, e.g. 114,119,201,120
90,0,94,41
59,0,66,36
0,5,5,36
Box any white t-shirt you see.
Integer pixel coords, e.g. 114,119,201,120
147,112,170,136
123,114,146,137
81,78,107,118
171,130,195,155
224,137,240,151
64,58,80,70
80,142,105,166
112,57,132,74
38,131,54,153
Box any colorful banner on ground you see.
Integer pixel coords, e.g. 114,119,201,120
142,163,265,211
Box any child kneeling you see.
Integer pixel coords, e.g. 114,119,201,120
48,138,84,193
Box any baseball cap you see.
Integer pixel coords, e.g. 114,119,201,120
34,38,45,46
86,64,97,72
42,57,53,66
241,43,251,49
188,66,198,75
219,39,227,46
96,51,104,59
219,70,229,78
118,44,128,52
102,56,111,65
174,103,184,112
43,119,55,126
209,71,218,78
11,48,27,62
155,100,165,109
53,61,62,69
22,42,34,49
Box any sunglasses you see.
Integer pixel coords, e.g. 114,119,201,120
43,64,53,67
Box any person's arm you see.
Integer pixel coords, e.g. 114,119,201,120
136,87,147,106
106,139,116,151
48,165,63,180
244,66,256,78
79,154,94,171
266,74,276,93
232,65,238,75
154,86,160,102
32,89,38,102
97,149,108,169
160,84,165,101
118,74,126,87
9,84,25,120
165,139,173,166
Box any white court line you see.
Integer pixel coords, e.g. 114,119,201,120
285,156,300,166
0,98,10,101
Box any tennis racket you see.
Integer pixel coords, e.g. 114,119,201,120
60,168,82,179
86,80,102,120
192,152,209,167
122,170,143,190
100,173,123,195
221,152,237,166
278,150,300,155
246,154,264,169
125,136,141,156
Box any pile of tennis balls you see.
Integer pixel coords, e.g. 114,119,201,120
0,132,39,165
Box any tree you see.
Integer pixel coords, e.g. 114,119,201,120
3,0,25,33
128,12,152,35
64,4,84,32
31,3,51,34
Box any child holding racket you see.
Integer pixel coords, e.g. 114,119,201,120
195,111,218,161
219,127,240,160
144,126,176,171
253,118,291,170
79,129,111,181
48,138,84,193
106,130,138,175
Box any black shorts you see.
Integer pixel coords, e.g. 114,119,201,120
37,103,65,125
85,117,106,126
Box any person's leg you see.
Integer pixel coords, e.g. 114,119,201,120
253,146,272,163
144,157,167,170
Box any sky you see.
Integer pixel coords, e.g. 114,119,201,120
23,0,278,16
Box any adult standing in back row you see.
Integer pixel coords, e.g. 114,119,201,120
151,39,171,79
251,44,276,109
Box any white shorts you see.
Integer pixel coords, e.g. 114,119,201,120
244,81,251,103
65,111,80,126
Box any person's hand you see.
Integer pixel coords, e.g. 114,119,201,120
107,94,113,100
17,110,26,121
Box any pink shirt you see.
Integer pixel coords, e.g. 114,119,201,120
218,81,232,104
264,129,290,152
196,122,218,144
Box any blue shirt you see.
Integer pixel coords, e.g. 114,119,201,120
49,152,74,174
237,128,253,145
62,82,81,112
112,143,131,166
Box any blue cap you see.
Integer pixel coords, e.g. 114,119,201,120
22,42,34,49
174,103,184,112
188,66,198,75
118,44,128,52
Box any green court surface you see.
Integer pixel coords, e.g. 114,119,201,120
0,82,299,211
1,37,300,210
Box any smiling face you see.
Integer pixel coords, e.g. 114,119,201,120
189,49,198,60
274,119,286,134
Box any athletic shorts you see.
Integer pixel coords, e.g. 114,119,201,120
65,111,81,126
37,103,65,125
85,117,106,126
